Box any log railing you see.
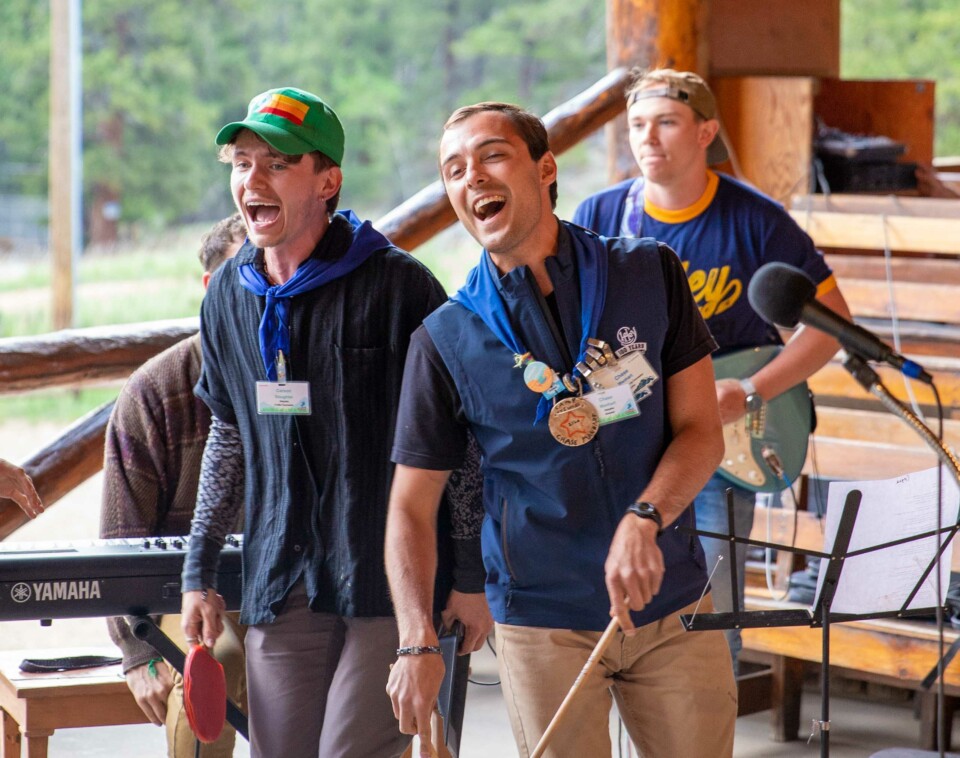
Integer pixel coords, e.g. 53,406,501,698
0,69,632,540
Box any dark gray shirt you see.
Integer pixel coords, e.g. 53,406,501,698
186,215,458,624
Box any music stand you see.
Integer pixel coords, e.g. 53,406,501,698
682,481,959,758
130,615,249,741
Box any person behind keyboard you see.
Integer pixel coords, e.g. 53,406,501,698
99,214,247,757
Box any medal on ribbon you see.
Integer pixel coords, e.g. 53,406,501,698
547,374,600,446
451,226,609,439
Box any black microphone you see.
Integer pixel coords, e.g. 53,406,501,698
747,262,933,384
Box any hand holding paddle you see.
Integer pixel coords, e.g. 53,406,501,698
183,643,227,744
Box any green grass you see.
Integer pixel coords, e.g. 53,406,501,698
0,388,118,426
0,266,51,293
1,225,212,422
0,228,207,338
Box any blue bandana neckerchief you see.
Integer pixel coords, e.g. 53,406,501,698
451,223,608,423
620,176,645,238
238,209,389,380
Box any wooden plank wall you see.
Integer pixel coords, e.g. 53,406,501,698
783,195,960,479
708,0,840,78
712,77,814,205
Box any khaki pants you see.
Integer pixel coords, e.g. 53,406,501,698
159,612,247,758
495,596,737,758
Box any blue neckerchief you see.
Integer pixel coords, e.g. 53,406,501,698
452,222,608,422
620,176,645,237
238,210,389,380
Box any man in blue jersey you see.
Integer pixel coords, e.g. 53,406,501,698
573,68,852,671
386,102,736,758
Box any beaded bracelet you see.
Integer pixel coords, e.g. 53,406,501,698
396,645,442,656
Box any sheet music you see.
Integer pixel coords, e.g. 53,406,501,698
814,466,960,615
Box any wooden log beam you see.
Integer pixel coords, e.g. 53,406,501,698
0,402,113,540
605,0,705,183
375,68,632,252
0,318,198,395
712,77,814,205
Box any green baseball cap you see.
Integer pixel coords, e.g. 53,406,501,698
628,69,729,166
216,87,345,165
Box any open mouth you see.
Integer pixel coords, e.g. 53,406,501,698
246,201,281,226
473,195,506,222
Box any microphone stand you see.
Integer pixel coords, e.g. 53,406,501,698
841,354,960,483
842,353,960,758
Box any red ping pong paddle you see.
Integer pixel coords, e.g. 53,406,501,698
183,644,227,743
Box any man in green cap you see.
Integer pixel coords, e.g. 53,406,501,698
179,87,490,757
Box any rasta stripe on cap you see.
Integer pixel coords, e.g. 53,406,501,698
259,94,309,126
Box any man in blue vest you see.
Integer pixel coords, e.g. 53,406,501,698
385,102,737,758
573,69,851,672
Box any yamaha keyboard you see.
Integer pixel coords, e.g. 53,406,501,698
0,535,242,621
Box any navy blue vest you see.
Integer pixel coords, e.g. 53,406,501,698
425,223,708,631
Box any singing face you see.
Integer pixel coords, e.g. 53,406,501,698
439,111,556,261
229,130,341,254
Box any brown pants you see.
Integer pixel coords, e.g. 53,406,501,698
244,584,408,758
495,596,737,758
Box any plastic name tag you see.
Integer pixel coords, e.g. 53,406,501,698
584,384,640,425
256,381,312,415
587,350,659,402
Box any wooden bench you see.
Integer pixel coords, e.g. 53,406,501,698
0,648,147,758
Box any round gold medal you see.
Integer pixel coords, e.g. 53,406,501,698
548,397,600,447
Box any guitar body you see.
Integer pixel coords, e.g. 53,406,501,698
713,345,812,492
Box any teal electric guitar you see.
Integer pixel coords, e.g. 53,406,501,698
713,345,813,492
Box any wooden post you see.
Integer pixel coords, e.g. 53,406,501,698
49,0,82,329
605,0,707,183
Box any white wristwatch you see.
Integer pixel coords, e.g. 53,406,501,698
739,377,757,397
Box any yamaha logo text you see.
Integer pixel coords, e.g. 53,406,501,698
10,580,102,603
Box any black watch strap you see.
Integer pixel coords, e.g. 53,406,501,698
626,501,663,535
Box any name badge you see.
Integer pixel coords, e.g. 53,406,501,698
256,381,312,415
584,384,640,425
586,350,659,401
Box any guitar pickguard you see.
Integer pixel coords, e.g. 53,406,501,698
722,416,768,488
714,346,813,493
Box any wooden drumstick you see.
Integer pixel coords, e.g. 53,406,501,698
529,615,620,758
